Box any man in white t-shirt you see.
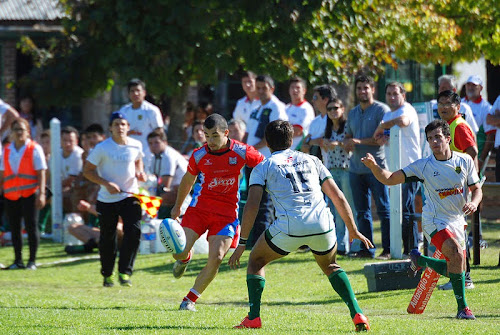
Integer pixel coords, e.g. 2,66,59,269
285,77,315,150
461,75,495,172
373,82,421,257
301,84,337,159
61,126,84,213
119,79,164,166
84,112,147,287
0,98,20,154
233,71,260,126
146,128,190,219
245,75,288,158
486,95,500,182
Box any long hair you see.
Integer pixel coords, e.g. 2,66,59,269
324,98,346,139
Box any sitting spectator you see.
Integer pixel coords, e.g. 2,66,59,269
65,200,123,254
61,126,84,213
181,120,206,159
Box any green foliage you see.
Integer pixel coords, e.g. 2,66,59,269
18,0,500,105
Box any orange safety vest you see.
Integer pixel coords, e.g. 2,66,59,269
3,140,39,200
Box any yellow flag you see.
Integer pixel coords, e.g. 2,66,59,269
134,194,163,218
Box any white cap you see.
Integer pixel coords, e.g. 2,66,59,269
466,75,483,87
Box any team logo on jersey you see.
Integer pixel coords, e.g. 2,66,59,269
455,166,461,174
433,171,440,177
208,177,236,191
437,186,463,199
229,157,238,165
286,156,294,164
138,114,143,120
204,159,213,165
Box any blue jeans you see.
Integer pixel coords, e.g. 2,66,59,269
402,182,419,254
349,172,390,256
327,168,355,253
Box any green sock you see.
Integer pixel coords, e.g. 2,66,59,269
247,274,265,320
417,254,448,276
449,272,467,311
328,269,363,319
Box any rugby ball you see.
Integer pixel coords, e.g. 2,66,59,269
159,218,186,254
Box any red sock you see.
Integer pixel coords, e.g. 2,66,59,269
181,250,193,264
183,288,200,303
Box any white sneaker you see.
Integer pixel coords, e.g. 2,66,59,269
465,281,475,289
179,300,196,311
438,281,452,290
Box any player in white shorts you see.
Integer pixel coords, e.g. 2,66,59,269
229,120,373,331
361,119,482,320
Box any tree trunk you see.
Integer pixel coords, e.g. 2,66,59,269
167,85,189,151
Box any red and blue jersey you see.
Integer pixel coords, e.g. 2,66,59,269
187,139,264,218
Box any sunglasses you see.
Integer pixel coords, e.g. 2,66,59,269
327,106,342,111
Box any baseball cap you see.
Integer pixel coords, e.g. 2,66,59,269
109,111,127,125
466,75,483,87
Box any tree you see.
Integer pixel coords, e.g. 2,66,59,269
20,0,500,141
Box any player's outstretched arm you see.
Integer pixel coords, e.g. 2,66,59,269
170,172,196,220
322,179,374,250
228,185,263,269
361,153,405,186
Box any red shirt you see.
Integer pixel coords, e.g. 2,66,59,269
447,114,476,152
187,139,264,218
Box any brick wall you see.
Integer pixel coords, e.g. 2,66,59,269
1,40,17,105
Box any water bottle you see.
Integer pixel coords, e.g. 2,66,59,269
139,220,157,254
63,213,84,246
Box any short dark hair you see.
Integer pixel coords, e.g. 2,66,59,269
265,120,293,151
40,129,50,139
127,78,146,91
61,126,79,138
256,75,274,88
147,127,167,142
355,74,375,88
385,81,406,95
425,119,451,138
313,84,337,100
240,71,256,80
437,90,461,105
204,113,228,131
289,76,306,89
85,123,105,136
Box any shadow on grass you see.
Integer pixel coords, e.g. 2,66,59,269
104,325,226,331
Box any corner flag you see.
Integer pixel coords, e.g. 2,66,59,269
134,194,162,218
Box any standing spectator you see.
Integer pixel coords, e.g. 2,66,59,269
1,118,46,270
319,98,354,255
285,77,315,150
38,130,52,236
228,119,246,142
169,114,264,311
373,82,421,257
18,96,43,142
61,126,83,213
147,128,190,219
229,120,372,331
431,75,478,133
486,95,500,181
462,75,495,172
83,112,146,287
233,71,260,127
119,78,164,167
0,98,20,153
435,90,477,290
344,74,391,259
245,75,288,247
301,85,337,159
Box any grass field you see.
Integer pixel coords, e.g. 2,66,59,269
0,220,498,334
